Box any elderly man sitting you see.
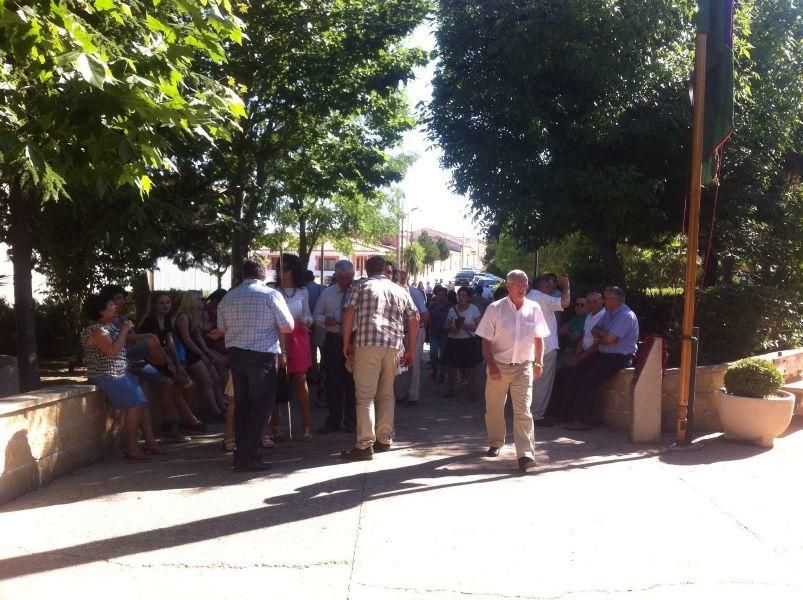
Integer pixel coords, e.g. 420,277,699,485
565,286,639,431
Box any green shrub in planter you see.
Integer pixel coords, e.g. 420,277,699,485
723,358,784,398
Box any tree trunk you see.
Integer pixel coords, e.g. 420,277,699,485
131,272,151,323
297,210,309,266
9,181,40,391
595,234,625,288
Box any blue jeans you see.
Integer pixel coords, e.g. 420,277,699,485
429,335,447,379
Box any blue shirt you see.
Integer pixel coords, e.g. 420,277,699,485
217,279,294,354
408,285,429,315
305,281,323,318
598,303,639,355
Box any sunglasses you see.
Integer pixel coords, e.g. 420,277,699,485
575,302,586,307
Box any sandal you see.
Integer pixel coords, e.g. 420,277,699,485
124,450,150,461
302,428,312,442
270,427,284,441
142,444,168,455
261,435,274,449
223,438,236,452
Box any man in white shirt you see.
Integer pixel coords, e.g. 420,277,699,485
526,274,571,426
314,260,357,434
475,270,549,471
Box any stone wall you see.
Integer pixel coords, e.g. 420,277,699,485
0,385,121,504
598,348,803,434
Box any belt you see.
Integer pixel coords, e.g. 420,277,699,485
505,361,530,366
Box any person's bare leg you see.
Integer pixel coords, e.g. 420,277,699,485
225,398,235,442
466,367,477,400
206,362,225,411
173,388,201,424
292,372,311,439
445,368,456,397
123,408,142,456
188,362,221,417
160,380,176,423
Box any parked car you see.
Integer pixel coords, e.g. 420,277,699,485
454,269,477,285
471,273,503,286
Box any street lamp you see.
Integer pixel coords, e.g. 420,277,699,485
399,207,419,267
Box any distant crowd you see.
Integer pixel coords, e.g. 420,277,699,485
81,254,638,471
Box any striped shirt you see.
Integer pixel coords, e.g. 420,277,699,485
344,275,419,349
217,279,294,354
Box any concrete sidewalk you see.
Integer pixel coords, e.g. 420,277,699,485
1,370,802,599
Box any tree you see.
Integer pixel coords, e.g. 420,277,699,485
0,1,244,390
403,241,425,276
428,0,695,285
436,237,451,262
698,0,803,287
417,231,440,272
167,0,432,281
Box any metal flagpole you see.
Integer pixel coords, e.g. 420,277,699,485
676,31,708,445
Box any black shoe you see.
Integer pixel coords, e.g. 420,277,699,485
233,460,272,472
181,420,208,434
340,447,373,461
373,441,391,453
486,446,500,457
534,417,554,428
318,424,340,434
518,456,536,472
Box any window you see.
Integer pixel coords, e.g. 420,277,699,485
316,257,339,271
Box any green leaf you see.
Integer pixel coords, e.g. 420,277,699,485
75,53,107,89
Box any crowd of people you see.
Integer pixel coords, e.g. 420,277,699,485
80,254,639,471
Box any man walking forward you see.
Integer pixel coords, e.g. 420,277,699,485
475,270,549,471
217,258,294,472
340,256,420,460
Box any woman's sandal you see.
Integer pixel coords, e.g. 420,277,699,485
302,428,313,442
223,438,236,452
261,435,274,449
124,450,150,461
142,444,168,455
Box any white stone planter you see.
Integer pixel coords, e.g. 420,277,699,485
718,389,795,448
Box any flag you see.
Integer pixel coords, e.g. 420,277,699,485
697,0,734,184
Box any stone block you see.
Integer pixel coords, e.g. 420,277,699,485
631,337,662,444
0,463,39,505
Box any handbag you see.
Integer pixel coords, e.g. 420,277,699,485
172,333,187,365
275,365,291,404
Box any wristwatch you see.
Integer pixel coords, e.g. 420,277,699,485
533,362,544,368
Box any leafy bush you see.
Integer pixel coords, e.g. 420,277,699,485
723,358,784,398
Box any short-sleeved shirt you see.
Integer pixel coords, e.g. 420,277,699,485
81,322,128,380
408,285,429,315
217,279,294,354
581,309,606,351
597,303,639,355
475,297,550,364
344,275,419,350
446,303,481,340
525,289,564,353
567,313,587,336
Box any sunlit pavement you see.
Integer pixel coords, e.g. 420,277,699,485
1,359,802,599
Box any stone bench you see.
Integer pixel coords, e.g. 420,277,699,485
0,385,122,505
781,380,803,415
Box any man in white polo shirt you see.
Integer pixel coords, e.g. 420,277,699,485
475,270,549,471
526,274,571,426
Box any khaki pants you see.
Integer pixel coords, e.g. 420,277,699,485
353,345,398,449
485,362,536,458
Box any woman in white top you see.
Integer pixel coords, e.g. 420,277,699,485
442,286,483,400
269,253,313,442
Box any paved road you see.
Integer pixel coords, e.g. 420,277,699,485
1,370,802,599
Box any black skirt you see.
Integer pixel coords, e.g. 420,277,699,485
442,336,483,369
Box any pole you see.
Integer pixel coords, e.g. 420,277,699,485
320,243,324,284
400,215,404,266
676,32,708,444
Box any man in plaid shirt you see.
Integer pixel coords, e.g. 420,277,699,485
340,255,420,460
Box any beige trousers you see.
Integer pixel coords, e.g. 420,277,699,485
353,345,398,449
484,362,536,458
